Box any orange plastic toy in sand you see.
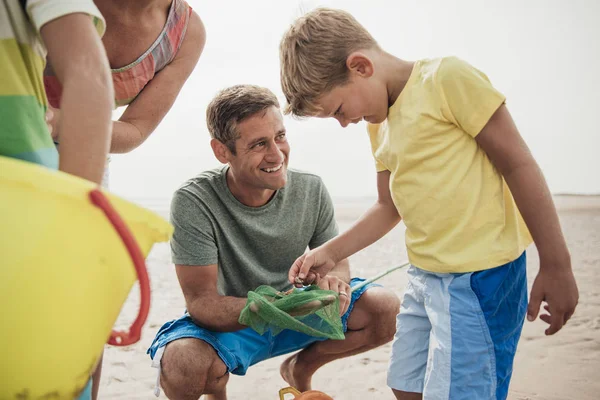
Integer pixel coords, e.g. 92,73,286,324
279,387,334,400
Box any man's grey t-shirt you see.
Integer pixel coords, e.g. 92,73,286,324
170,166,338,298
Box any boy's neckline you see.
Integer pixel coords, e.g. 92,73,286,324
388,60,420,111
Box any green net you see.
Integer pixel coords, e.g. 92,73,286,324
238,285,345,340
238,262,411,341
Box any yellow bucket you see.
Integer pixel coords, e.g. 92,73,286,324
0,156,173,399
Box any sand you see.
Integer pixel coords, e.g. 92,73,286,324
100,195,600,399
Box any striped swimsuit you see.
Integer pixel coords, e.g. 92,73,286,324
43,0,192,186
44,0,192,108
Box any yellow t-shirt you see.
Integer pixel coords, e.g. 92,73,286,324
368,57,532,273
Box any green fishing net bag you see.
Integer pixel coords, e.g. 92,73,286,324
238,285,345,340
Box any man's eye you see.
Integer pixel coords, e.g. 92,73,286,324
277,133,287,140
253,142,266,149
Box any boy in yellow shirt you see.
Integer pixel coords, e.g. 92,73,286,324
280,8,578,400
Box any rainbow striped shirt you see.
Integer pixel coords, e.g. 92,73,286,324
44,0,192,108
0,0,105,169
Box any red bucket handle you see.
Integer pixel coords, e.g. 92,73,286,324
89,189,150,346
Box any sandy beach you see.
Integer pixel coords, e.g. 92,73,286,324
101,195,600,399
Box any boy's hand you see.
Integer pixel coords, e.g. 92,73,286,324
527,262,578,335
289,248,337,288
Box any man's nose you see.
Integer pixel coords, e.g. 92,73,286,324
265,142,284,162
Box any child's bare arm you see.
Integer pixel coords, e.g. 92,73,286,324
41,14,113,184
475,104,578,335
289,170,401,284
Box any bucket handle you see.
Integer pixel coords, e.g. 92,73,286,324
89,189,150,346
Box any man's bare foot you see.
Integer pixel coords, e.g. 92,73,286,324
205,394,226,400
280,353,314,392
205,386,227,400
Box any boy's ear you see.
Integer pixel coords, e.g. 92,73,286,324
210,138,232,164
346,52,374,78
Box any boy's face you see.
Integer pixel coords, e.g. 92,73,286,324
315,75,389,127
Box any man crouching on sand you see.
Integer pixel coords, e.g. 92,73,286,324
147,84,400,399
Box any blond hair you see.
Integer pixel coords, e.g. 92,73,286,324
279,8,378,117
206,85,280,154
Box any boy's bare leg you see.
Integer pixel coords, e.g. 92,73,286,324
392,390,422,400
280,287,399,391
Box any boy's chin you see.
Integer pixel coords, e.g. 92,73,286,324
365,115,386,124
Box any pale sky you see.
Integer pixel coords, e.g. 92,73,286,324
109,0,600,210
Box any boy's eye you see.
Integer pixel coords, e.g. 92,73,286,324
334,106,343,117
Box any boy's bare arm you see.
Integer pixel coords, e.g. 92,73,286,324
41,13,113,184
327,258,351,283
289,170,401,284
475,104,578,335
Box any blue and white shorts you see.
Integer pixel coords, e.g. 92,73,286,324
388,252,527,400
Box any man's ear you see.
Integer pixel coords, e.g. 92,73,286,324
210,138,232,164
346,52,375,78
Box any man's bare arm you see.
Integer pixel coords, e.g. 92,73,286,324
176,264,247,332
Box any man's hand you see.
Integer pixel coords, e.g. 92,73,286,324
315,275,351,316
45,105,60,141
289,247,337,288
527,260,579,335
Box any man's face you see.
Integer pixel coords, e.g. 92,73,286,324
316,75,389,127
228,106,290,192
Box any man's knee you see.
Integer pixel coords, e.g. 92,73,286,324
160,338,228,400
373,289,401,343
351,287,400,344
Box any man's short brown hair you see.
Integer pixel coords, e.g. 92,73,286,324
279,8,378,117
206,85,280,154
